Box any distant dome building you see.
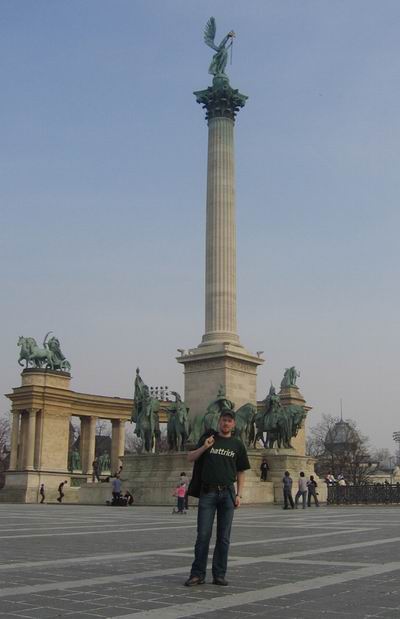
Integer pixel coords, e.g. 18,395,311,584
324,419,360,455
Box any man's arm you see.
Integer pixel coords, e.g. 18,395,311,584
235,470,246,507
187,435,215,463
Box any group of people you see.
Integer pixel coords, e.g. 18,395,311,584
282,470,319,509
325,472,346,486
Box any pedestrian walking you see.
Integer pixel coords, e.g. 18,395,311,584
180,472,189,510
57,480,68,503
184,408,250,587
260,457,269,481
282,471,294,509
39,483,45,504
307,475,319,507
172,482,187,514
295,472,308,509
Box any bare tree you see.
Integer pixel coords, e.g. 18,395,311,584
0,414,11,489
369,448,394,468
307,414,371,484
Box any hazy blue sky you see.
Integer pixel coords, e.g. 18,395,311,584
1,1,399,451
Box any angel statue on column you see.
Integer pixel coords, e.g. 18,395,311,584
204,17,235,77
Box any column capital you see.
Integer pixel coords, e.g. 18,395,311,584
194,76,247,122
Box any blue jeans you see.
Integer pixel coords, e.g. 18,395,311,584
190,489,235,579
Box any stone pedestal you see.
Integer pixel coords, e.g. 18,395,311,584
77,452,274,506
178,344,262,419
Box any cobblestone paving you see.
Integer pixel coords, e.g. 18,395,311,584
0,503,399,618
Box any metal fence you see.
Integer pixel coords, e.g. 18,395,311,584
327,484,400,505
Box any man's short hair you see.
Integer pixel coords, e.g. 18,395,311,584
220,408,235,419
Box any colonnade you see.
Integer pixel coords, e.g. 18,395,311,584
8,409,126,476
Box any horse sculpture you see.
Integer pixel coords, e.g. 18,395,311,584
188,385,235,445
234,403,257,447
131,369,160,452
17,333,54,369
167,391,189,451
17,332,71,371
254,384,307,449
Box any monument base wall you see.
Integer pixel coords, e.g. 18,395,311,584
0,471,86,503
258,449,327,503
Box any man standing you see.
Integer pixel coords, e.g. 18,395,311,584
260,457,269,481
92,458,100,483
111,475,122,505
295,471,308,509
184,408,250,587
282,471,294,509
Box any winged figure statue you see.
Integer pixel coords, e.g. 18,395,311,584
204,17,235,77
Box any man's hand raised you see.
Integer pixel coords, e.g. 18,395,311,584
203,435,215,449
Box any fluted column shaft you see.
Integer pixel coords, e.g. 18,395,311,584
202,115,238,344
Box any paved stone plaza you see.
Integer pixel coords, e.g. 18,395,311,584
1,503,400,618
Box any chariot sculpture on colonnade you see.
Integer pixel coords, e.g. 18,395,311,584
17,332,71,372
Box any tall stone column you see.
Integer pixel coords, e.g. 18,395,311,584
87,417,96,476
9,411,20,470
24,409,37,470
80,416,96,475
178,76,264,418
111,419,125,475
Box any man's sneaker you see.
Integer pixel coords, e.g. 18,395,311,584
212,577,228,586
184,575,205,587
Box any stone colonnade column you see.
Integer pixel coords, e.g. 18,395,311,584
24,409,37,470
80,416,96,475
111,419,125,475
194,75,247,346
87,417,96,476
9,411,20,470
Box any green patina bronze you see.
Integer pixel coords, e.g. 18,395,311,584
131,368,160,452
204,17,235,78
254,383,306,449
194,17,247,121
280,366,300,389
17,332,71,372
166,391,189,452
99,451,110,472
188,386,256,447
69,449,81,472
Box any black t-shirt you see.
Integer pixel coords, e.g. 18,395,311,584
198,434,250,486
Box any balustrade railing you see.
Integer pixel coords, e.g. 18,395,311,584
327,484,400,505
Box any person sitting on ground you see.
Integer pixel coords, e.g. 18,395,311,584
124,490,134,506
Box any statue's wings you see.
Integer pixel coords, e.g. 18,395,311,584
204,17,219,52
